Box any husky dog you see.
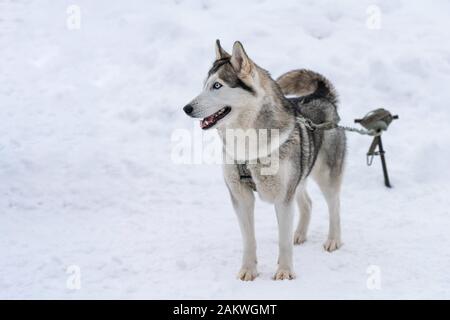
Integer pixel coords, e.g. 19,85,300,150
183,40,346,281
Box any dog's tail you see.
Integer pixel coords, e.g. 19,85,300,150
276,69,338,106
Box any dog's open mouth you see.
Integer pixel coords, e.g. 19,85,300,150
200,106,231,129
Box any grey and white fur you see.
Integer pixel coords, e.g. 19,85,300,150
183,40,346,281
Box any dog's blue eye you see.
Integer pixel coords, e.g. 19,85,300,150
213,82,222,90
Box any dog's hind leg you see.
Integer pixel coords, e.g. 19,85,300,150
294,183,312,245
312,161,343,252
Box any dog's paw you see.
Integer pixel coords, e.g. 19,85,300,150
273,268,296,280
237,267,258,281
323,239,342,252
293,232,307,245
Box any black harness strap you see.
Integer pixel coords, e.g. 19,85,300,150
237,163,256,191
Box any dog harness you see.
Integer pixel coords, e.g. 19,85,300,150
237,163,256,191
235,108,398,191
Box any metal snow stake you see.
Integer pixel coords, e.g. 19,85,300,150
354,108,399,188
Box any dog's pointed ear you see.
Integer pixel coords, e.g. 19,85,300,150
230,41,252,76
215,39,230,60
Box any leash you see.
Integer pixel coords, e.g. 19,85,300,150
296,116,380,136
297,108,399,188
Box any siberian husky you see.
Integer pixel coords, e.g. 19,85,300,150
183,40,346,281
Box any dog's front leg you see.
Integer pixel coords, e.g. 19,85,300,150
274,200,296,280
228,184,257,281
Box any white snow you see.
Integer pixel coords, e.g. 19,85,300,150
1,0,450,299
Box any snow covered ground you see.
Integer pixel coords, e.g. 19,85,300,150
1,0,450,299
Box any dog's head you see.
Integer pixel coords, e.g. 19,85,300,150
183,40,261,130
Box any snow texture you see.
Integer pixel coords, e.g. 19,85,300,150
1,0,450,299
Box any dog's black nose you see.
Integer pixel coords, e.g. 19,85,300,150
183,104,193,115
